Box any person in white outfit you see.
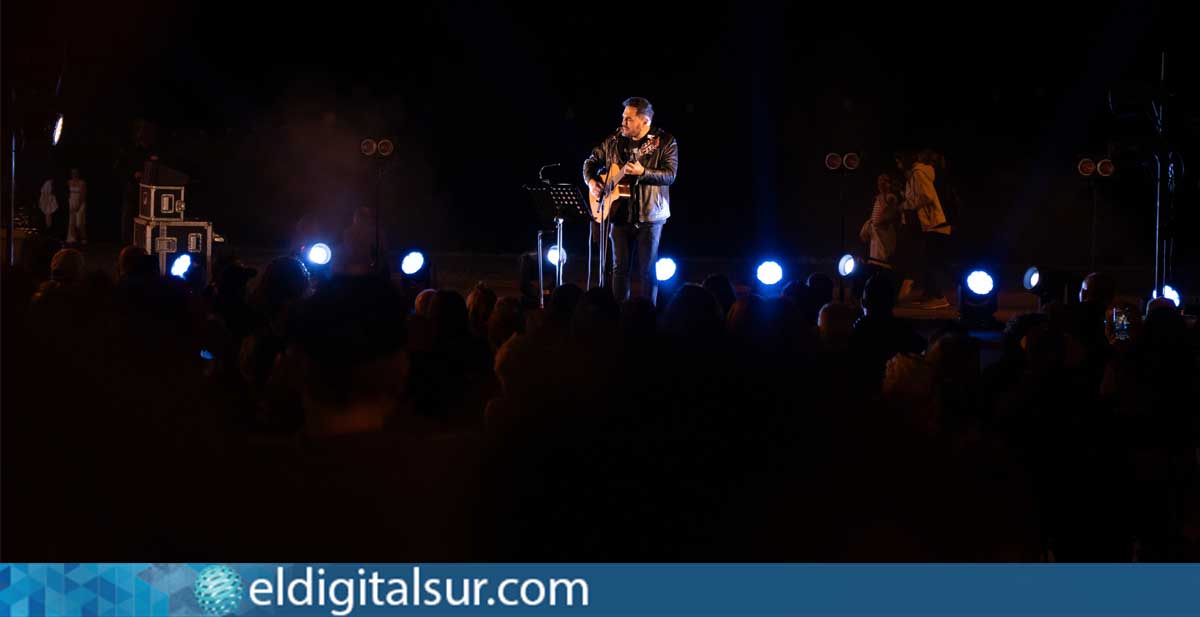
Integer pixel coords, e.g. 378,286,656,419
38,179,59,230
860,173,900,265
900,150,951,308
66,168,88,246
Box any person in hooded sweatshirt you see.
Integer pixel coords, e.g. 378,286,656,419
901,150,952,309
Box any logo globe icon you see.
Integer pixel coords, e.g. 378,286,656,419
194,565,244,616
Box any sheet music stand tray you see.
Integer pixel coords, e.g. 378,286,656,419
525,184,590,225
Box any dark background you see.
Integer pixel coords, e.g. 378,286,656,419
4,0,1197,279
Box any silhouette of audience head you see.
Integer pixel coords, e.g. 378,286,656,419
117,245,150,281
862,272,897,315
702,274,737,317
414,288,437,317
487,297,525,351
467,282,498,339
818,302,856,350
620,297,657,341
661,283,724,342
50,249,86,286
253,256,311,319
1079,272,1116,305
806,273,834,306
549,283,584,319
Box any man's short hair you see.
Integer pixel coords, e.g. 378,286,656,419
623,97,654,121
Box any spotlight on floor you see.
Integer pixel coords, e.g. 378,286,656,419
959,268,1001,329
1022,265,1077,307
756,260,783,286
170,254,192,279
1152,285,1181,307
306,242,332,266
655,257,678,282
398,249,434,297
838,254,856,277
401,251,426,275
1023,266,1040,290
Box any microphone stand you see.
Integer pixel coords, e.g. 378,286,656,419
595,128,624,291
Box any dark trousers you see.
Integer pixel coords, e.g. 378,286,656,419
897,212,924,284
921,231,951,299
610,221,663,305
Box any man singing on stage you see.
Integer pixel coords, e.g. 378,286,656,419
583,97,678,305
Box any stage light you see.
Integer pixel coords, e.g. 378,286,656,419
756,260,783,286
838,254,856,277
966,270,994,295
398,249,435,294
1152,285,1181,307
200,349,214,361
401,251,426,275
1097,158,1115,177
1077,158,1096,176
959,268,1000,328
361,139,378,156
655,257,678,282
52,114,64,146
1023,266,1076,307
1023,267,1040,290
824,153,842,171
377,139,395,157
306,242,332,266
170,254,192,278
842,152,860,171
546,245,566,267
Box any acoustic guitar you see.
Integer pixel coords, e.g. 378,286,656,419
588,135,660,223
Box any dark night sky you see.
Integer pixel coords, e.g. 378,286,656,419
4,0,1196,279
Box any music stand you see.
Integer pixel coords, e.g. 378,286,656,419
523,184,590,306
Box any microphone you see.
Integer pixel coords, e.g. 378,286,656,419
538,162,562,185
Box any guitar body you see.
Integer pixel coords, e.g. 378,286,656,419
587,135,659,223
589,163,632,223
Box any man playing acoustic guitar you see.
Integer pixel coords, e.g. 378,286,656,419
583,97,679,304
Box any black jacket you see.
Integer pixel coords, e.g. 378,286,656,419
582,126,678,223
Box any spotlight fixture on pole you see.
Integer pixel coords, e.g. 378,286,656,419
1077,155,1116,269
7,52,68,268
360,136,397,273
1108,52,1180,306
825,151,862,300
